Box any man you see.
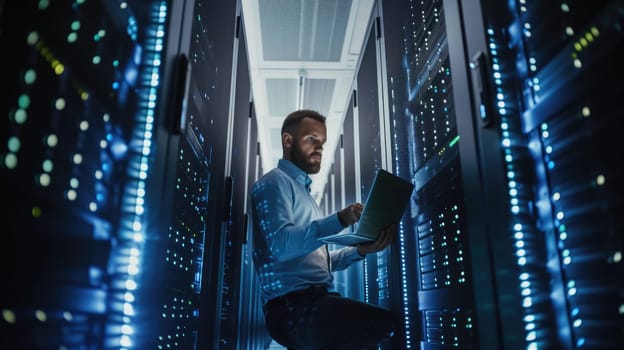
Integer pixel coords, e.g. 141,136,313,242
250,109,398,349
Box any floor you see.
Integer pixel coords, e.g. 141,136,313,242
267,340,287,349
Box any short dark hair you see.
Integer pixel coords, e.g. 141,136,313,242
281,109,326,136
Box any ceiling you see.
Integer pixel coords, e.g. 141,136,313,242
241,0,376,200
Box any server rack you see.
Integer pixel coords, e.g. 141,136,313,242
355,22,394,314
1,0,251,348
0,0,179,348
325,157,345,296
377,1,484,348
471,1,624,348
327,104,365,300
147,0,247,348
236,103,273,350
210,3,255,348
377,0,624,349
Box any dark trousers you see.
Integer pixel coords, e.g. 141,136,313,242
263,285,398,350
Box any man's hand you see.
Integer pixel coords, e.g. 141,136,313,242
337,203,364,227
357,223,397,257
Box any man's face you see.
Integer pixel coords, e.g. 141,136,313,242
287,117,327,174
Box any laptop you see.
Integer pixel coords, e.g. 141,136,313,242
319,169,414,246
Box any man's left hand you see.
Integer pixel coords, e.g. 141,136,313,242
357,223,397,257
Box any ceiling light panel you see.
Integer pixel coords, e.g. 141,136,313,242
302,78,335,117
266,78,299,116
259,0,353,62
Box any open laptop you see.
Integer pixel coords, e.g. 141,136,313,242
319,169,414,246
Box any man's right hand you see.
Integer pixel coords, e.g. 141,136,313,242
337,203,364,227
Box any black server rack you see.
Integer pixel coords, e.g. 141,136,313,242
471,1,624,348
356,23,395,312
217,13,260,348
377,0,624,349
1,0,251,349
0,0,178,348
236,104,273,350
158,0,242,348
379,0,482,348
326,103,365,300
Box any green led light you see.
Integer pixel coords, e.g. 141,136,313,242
7,137,21,152
590,27,600,36
17,94,30,108
46,134,58,147
27,31,39,45
2,310,17,324
4,153,18,169
13,109,27,124
67,32,78,43
54,98,66,111
38,0,50,10
38,173,51,187
24,69,37,84
42,159,53,172
449,135,460,147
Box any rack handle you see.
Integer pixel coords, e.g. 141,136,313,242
469,51,493,128
170,54,192,134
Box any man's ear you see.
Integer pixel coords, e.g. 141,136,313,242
282,132,293,149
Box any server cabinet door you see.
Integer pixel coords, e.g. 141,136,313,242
149,0,240,349
379,0,506,348
234,102,274,350
216,8,257,347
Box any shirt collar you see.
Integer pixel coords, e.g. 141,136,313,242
278,159,312,192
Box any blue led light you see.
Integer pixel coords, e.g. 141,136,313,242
547,160,555,169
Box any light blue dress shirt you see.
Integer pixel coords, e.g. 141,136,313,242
250,159,364,303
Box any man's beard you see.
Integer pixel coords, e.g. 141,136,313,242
290,141,321,174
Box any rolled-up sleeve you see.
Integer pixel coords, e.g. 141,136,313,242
330,246,364,271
